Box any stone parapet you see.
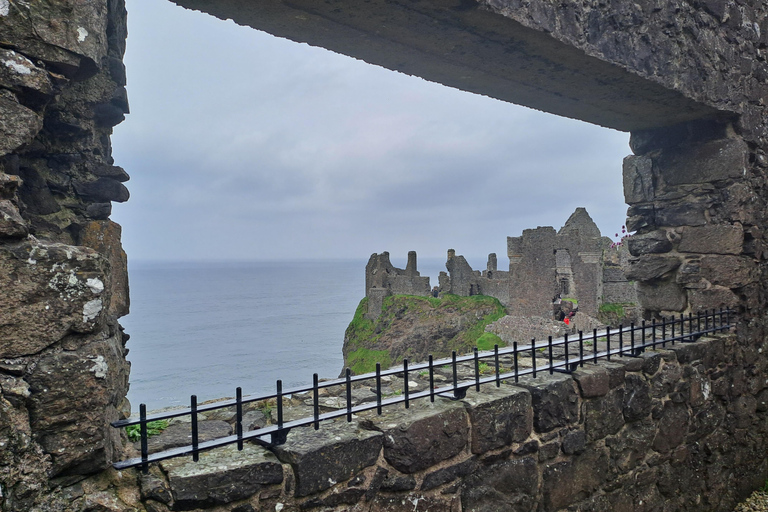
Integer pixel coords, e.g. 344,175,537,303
94,333,767,511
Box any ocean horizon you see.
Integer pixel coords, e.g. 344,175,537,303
123,257,452,412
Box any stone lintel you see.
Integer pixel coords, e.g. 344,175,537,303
171,0,724,132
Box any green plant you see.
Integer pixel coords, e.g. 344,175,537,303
347,347,391,374
599,303,626,315
126,419,169,442
476,332,504,351
258,401,273,418
478,362,490,374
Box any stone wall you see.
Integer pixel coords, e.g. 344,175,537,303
112,333,768,512
0,1,131,509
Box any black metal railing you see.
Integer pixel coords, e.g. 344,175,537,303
112,308,734,472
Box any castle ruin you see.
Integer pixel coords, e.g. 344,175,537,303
365,207,637,322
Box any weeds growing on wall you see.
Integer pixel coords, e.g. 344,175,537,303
125,420,169,442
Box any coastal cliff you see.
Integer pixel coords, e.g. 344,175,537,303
342,294,506,374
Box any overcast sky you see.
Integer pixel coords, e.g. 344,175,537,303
111,0,633,266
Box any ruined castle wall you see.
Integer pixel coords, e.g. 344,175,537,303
0,1,131,509
365,252,430,319
507,227,558,318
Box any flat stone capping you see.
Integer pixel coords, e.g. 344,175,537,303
273,420,382,497
461,385,532,453
360,398,469,473
160,443,282,509
515,372,580,433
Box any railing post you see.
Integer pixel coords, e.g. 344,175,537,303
618,325,623,357
313,373,320,430
473,348,480,392
140,403,149,474
578,331,584,368
661,317,666,348
671,317,675,345
276,380,284,429
191,395,199,462
494,344,500,387
403,359,410,409
564,333,569,371
606,327,611,361
345,368,353,421
548,336,553,375
452,351,458,396
428,355,435,403
236,387,243,451
630,322,635,354
531,339,537,378
513,342,519,383
376,363,382,414
593,329,598,364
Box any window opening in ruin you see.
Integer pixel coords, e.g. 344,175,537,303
110,0,631,411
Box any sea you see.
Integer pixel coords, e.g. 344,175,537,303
123,258,449,412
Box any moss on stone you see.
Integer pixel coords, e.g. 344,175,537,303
343,294,507,374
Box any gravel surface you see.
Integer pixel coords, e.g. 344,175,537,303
735,490,768,511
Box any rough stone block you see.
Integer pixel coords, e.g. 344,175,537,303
363,399,467,474
0,239,109,358
700,255,756,288
601,362,627,389
678,225,743,254
0,49,53,96
623,374,652,422
26,332,129,476
572,366,610,397
460,457,538,512
625,255,681,281
79,220,129,318
688,287,740,313
585,388,625,442
652,402,690,452
0,199,27,237
273,421,381,496
421,458,478,491
655,138,748,186
74,178,130,203
654,202,708,227
461,385,532,453
517,372,579,433
540,448,609,511
161,444,282,508
562,429,587,454
627,230,672,257
605,421,655,472
650,362,683,398
0,93,42,155
623,155,654,204
636,281,687,312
